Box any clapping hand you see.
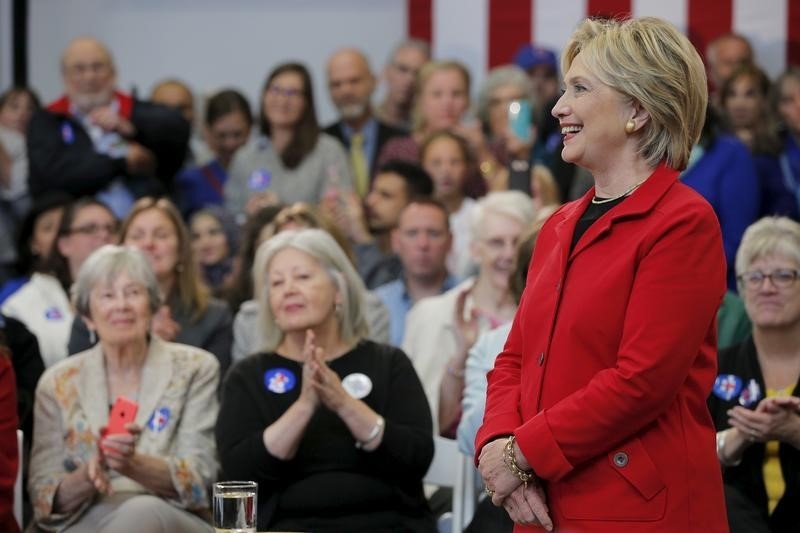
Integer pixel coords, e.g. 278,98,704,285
453,287,479,353
151,305,180,341
101,423,142,476
88,106,136,137
728,396,800,444
86,451,112,496
306,338,351,413
299,330,322,409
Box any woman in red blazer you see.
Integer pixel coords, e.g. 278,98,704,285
475,17,729,532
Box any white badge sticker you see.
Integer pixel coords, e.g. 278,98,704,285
342,373,373,399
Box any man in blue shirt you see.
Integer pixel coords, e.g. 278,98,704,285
375,199,457,346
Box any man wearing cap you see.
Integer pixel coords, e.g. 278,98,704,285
513,44,560,109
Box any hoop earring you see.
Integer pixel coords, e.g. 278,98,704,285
625,119,636,134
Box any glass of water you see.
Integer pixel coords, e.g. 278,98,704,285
213,481,258,533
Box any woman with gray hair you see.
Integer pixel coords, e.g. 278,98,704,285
215,229,435,532
709,216,800,533
28,245,219,532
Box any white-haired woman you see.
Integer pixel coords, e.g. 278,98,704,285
402,190,536,435
215,229,435,532
476,17,727,531
709,217,800,533
28,245,218,532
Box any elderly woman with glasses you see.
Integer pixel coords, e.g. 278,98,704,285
709,216,800,533
216,229,435,532
28,245,218,532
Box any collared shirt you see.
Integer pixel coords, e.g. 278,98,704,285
374,274,458,347
71,99,135,217
341,118,379,173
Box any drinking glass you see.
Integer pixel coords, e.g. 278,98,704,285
213,481,258,533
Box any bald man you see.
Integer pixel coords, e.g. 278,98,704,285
27,37,189,216
323,48,406,195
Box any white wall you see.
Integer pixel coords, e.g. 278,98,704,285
0,0,13,91
27,0,407,125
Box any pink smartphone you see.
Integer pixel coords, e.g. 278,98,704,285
106,396,138,435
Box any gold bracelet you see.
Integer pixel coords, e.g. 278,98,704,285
503,435,534,488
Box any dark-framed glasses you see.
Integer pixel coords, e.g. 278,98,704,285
737,269,800,290
68,222,119,237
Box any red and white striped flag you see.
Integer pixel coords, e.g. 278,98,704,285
408,0,799,84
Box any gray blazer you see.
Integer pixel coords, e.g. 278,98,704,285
28,337,220,531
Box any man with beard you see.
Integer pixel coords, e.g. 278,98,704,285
27,37,189,217
324,48,406,197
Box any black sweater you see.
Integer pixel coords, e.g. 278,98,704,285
216,340,436,532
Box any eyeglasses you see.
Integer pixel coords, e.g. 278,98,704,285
267,85,303,100
64,61,111,78
68,222,119,237
737,269,800,290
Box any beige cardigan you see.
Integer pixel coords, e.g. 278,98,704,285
28,336,220,532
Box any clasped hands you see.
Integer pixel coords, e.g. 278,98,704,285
478,437,553,530
298,330,351,413
728,395,800,445
86,423,142,496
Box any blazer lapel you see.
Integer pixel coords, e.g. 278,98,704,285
135,336,173,429
569,163,679,261
77,344,111,433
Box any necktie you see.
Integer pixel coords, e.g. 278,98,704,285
350,132,369,197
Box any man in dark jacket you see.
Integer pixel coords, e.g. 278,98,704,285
27,37,189,216
323,48,406,197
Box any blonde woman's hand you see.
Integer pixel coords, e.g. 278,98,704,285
151,305,180,341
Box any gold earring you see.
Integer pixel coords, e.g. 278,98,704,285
625,119,636,134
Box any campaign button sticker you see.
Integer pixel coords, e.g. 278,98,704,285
264,368,297,394
342,373,373,399
713,374,743,402
147,407,171,432
739,379,762,407
44,307,64,321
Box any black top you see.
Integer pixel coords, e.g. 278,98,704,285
708,337,800,533
27,99,189,197
571,195,627,250
323,119,408,177
0,313,44,438
216,340,436,532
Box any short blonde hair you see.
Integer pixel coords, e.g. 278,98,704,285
252,229,369,352
562,17,707,170
412,60,471,133
735,217,800,277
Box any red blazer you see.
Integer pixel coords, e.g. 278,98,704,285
0,356,19,533
476,164,729,532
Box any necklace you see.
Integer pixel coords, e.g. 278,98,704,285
591,178,648,205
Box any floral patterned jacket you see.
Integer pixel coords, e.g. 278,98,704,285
28,336,219,531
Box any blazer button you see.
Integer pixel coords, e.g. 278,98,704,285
538,352,545,366
613,452,629,468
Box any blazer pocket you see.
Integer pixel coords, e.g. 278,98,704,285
557,437,667,522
